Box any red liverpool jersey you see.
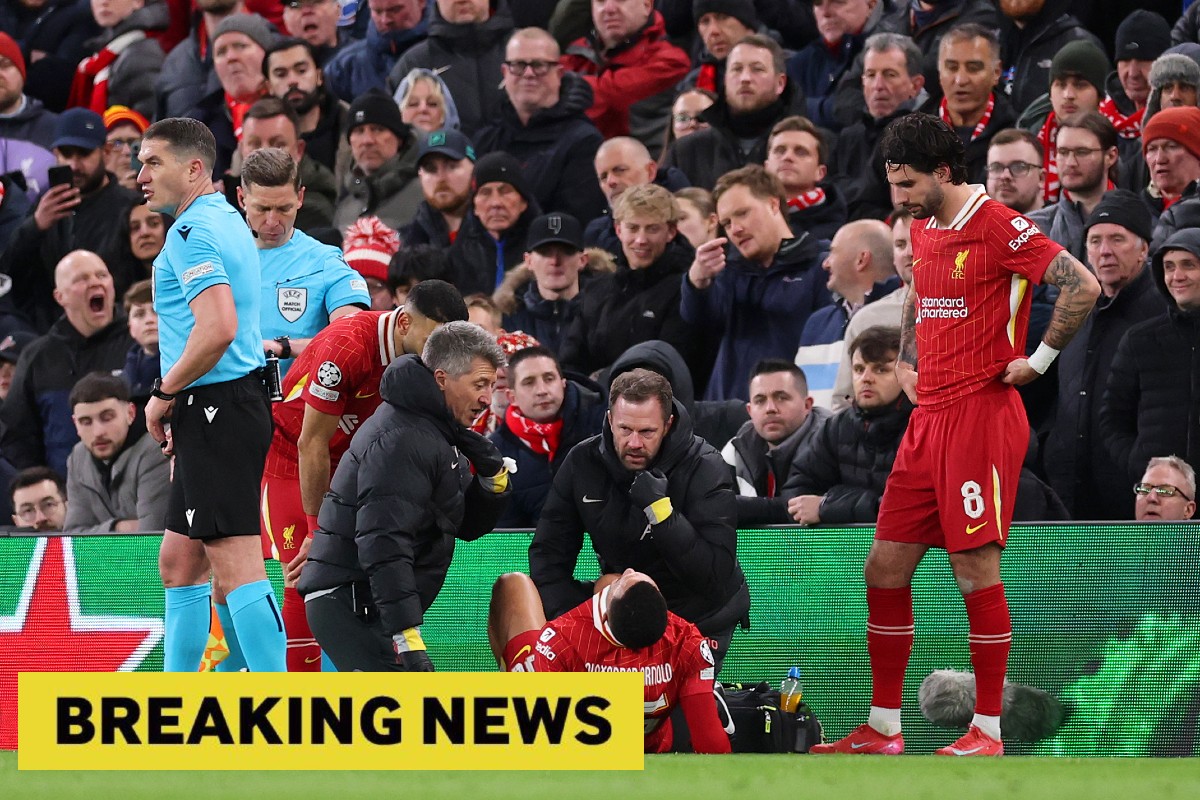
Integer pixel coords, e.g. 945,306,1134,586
531,587,717,753
910,186,1063,409
264,310,401,479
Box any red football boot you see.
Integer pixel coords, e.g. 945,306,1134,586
934,725,1004,756
809,724,904,754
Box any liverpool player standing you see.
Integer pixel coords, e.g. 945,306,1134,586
489,569,731,754
261,280,466,671
811,114,1099,756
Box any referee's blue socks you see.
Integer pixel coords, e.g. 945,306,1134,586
227,580,287,672
214,602,248,672
164,583,211,672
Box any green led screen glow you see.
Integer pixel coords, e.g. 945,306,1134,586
1,524,1197,755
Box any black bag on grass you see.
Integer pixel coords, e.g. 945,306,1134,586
716,682,823,753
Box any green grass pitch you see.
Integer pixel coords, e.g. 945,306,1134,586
3,752,1199,800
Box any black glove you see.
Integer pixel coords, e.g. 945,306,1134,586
397,650,435,672
630,469,673,525
454,428,504,476
393,628,435,671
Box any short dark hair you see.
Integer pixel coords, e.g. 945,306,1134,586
848,326,902,364
508,345,561,382
123,278,153,312
609,368,673,420
880,112,968,184
750,358,808,395
10,466,66,503
388,244,451,292
1057,111,1119,183
988,128,1042,162
143,117,217,172
244,95,302,137
241,146,300,191
768,116,828,166
732,33,786,75
406,279,469,324
263,37,319,78
712,164,788,208
607,581,668,650
70,372,130,408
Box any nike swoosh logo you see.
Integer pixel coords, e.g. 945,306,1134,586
850,742,873,749
515,645,531,659
355,390,376,399
582,496,603,503
947,746,985,755
965,521,988,535
304,656,321,664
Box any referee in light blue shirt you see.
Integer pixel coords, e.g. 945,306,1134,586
239,148,369,375
138,118,285,673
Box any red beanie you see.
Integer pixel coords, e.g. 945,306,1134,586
0,33,25,82
342,216,401,282
1142,106,1200,163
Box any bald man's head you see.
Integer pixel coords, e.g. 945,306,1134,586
594,136,657,206
53,250,116,338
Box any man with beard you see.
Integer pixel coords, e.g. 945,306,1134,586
401,129,476,249
1029,112,1118,262
0,32,59,151
985,129,1045,216
264,38,349,180
0,108,140,333
10,468,68,532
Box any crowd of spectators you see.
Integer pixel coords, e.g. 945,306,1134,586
0,0,1197,530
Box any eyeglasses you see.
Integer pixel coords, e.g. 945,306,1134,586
673,112,707,126
503,60,557,77
1133,483,1193,501
1056,146,1101,162
107,137,140,152
985,161,1038,177
15,497,62,522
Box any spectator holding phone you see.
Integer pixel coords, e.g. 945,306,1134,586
0,108,140,333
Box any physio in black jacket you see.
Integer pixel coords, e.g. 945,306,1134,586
530,367,750,673
299,322,511,671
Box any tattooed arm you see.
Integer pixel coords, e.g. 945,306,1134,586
1003,250,1101,386
895,285,919,403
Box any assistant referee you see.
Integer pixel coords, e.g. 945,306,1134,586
138,118,284,673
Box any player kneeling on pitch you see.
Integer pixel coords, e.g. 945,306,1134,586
488,569,732,754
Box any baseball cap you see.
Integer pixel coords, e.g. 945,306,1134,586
0,330,35,365
52,108,107,152
526,213,583,252
417,129,475,167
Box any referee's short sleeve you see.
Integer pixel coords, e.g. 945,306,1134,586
173,223,231,304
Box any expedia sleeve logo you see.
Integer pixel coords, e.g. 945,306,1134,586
1008,218,1040,251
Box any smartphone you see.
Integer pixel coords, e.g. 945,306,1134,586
47,165,73,189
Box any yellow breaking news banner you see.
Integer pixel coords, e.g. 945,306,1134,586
18,672,645,770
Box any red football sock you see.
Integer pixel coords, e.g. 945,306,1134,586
867,586,914,709
965,583,1011,717
282,585,320,672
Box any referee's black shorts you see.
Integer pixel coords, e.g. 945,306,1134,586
166,373,272,541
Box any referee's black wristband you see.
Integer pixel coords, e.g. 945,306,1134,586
274,336,292,360
150,378,175,402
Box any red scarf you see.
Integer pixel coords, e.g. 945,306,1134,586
1037,111,1060,205
1098,96,1145,139
505,405,563,461
226,92,257,141
787,187,826,211
939,93,994,143
68,30,147,113
696,63,718,94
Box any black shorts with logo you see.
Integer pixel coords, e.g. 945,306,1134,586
166,373,272,541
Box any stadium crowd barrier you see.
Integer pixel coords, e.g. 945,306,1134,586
1,523,1197,756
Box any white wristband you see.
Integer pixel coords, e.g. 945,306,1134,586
1026,342,1060,375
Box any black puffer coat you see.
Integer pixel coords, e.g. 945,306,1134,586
297,355,509,636
1100,230,1200,501
473,72,607,222
781,395,913,524
530,399,750,636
